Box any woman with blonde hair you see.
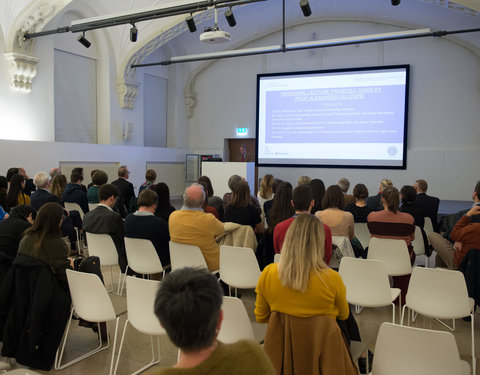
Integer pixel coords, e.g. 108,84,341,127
257,174,274,228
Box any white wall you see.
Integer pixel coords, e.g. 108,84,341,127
186,21,480,200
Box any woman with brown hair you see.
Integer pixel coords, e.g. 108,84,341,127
316,185,354,240
51,174,67,203
344,183,373,223
225,181,263,233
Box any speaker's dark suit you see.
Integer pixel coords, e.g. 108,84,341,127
414,193,440,232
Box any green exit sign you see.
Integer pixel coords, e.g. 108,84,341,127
236,128,248,136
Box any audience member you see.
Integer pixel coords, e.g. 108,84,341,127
49,167,62,179
18,167,36,196
198,175,224,221
5,168,18,184
139,169,157,194
273,184,332,265
125,189,170,267
309,178,326,215
169,184,224,271
31,171,61,211
400,185,425,228
62,171,89,214
198,182,220,220
257,174,274,228
83,184,127,272
112,165,135,218
72,167,87,192
154,267,275,374
225,181,264,233
0,176,7,209
413,178,440,232
0,205,6,221
5,174,31,212
297,175,311,185
344,183,372,223
263,178,283,221
152,182,176,222
316,185,354,240
367,178,393,211
51,174,67,202
87,169,99,189
87,170,108,203
338,177,355,207
222,175,260,213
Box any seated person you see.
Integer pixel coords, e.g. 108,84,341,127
224,181,264,234
87,170,108,204
316,185,354,240
62,171,89,214
198,176,224,221
5,174,31,212
154,267,276,374
152,182,176,223
139,169,157,194
124,189,170,268
344,184,372,223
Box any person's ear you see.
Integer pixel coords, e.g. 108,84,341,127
291,199,295,208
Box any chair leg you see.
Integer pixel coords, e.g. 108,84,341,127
113,319,130,375
109,317,120,375
471,313,476,375
118,266,129,295
391,303,395,324
400,305,406,325
117,270,124,295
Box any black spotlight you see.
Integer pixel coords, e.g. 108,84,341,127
391,0,400,5
130,24,138,42
225,9,236,27
299,0,312,17
185,15,196,33
77,32,91,48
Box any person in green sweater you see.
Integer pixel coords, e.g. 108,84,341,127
153,267,276,374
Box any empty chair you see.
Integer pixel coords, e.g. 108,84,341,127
400,267,475,373
86,232,122,293
219,245,261,297
217,297,255,344
64,202,85,220
339,257,400,323
169,241,208,271
114,277,166,375
372,322,470,375
367,237,412,276
354,222,371,249
411,226,428,267
55,270,127,375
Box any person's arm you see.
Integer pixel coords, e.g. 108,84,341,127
211,216,225,236
323,224,332,265
451,206,480,242
333,271,350,320
252,206,264,233
254,282,271,323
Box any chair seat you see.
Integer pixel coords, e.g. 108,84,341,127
390,288,401,302
0,361,11,371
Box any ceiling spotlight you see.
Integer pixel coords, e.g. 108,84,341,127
77,32,91,48
130,24,138,42
185,15,196,33
225,9,236,27
391,0,400,4
299,0,312,17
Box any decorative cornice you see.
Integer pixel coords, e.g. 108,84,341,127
4,52,40,92
117,79,141,109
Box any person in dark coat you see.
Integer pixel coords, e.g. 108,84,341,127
413,179,440,232
30,171,61,211
62,171,89,215
111,165,135,218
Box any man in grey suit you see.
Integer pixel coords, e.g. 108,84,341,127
83,184,127,272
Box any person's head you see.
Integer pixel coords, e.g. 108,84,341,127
352,183,369,201
145,169,157,183
183,183,205,209
6,174,26,209
279,214,327,292
272,178,282,195
382,186,400,213
322,185,345,209
70,171,83,184
24,202,65,255
337,178,350,193
292,184,313,212
198,176,214,197
51,174,67,200
231,181,251,208
297,176,311,186
92,170,108,186
267,182,294,233
49,167,62,179
400,185,417,205
33,171,50,189
239,145,246,155
414,179,428,194
90,169,99,179
98,184,120,208
309,179,325,213
72,167,84,178
137,189,158,210
152,183,171,208
118,165,130,179
18,168,27,178
6,168,19,182
379,178,393,192
154,268,223,353
473,180,480,203
259,174,274,199
227,175,242,191
11,204,37,224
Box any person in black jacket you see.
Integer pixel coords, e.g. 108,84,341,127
413,179,440,232
111,165,135,218
62,171,89,215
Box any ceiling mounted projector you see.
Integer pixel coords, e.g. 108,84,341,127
200,28,231,43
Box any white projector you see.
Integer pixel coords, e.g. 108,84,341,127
200,29,231,43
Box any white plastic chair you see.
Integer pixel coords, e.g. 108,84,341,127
273,253,281,263
2,370,42,375
423,217,435,238
219,245,261,297
339,257,400,323
114,277,166,375
411,226,428,267
64,202,85,220
354,222,371,249
55,270,127,375
119,237,166,294
217,297,255,344
86,232,123,293
372,322,470,375
88,203,99,211
400,267,475,374
0,361,10,373
169,241,208,271
368,237,412,276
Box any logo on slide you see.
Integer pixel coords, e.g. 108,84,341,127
387,146,398,156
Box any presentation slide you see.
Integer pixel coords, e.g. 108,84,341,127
256,65,409,169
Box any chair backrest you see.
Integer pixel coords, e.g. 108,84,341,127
124,237,163,274
88,203,99,211
339,257,393,307
423,217,435,238
125,276,165,336
273,253,281,263
66,269,116,322
219,245,261,289
169,241,207,271
368,237,412,276
354,222,371,249
411,226,425,256
372,322,469,375
406,267,472,319
64,202,85,220
217,297,255,344
86,232,119,267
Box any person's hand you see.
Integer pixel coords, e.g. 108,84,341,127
466,205,480,217
453,241,463,252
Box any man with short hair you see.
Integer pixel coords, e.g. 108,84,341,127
154,267,276,374
83,184,127,272
30,171,61,211
112,165,135,218
413,178,440,232
366,178,393,211
49,167,62,179
62,171,89,214
237,144,251,162
273,184,332,265
338,177,355,208
124,189,170,267
72,167,87,192
169,184,224,271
